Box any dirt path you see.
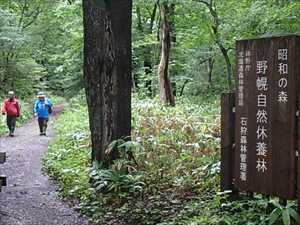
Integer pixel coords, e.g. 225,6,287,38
0,106,91,225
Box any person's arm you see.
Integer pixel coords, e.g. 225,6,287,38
33,101,38,116
16,100,21,117
2,101,7,115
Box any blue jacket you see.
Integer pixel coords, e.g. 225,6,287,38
33,98,53,119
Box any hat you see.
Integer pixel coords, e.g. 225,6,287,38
8,91,14,95
37,91,46,98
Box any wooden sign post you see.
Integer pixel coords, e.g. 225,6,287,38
0,152,6,191
221,93,235,193
221,35,300,201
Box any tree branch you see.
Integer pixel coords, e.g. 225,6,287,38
149,1,158,32
22,6,42,29
193,0,211,7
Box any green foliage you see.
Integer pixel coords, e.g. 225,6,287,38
90,168,145,199
43,95,222,224
132,0,300,96
0,0,82,97
36,0,83,96
0,8,45,96
44,95,300,225
3,0,300,97
131,96,220,193
268,200,300,225
90,139,146,199
3,0,299,224
43,95,91,199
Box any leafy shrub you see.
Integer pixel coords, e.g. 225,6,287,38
45,95,300,225
268,200,300,225
90,168,145,199
43,96,92,200
43,95,222,224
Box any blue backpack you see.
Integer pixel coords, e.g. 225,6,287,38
45,99,53,114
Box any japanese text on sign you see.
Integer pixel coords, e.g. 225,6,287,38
256,60,269,173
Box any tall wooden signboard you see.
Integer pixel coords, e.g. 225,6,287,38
222,35,300,200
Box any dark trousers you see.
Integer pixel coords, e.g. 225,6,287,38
38,118,48,134
7,116,17,134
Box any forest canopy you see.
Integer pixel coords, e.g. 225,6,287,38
1,0,299,98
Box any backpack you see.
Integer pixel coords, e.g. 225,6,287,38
48,105,53,114
45,99,53,114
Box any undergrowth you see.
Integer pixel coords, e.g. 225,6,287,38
43,95,299,225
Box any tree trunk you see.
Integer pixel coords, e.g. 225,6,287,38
136,3,158,96
179,80,189,96
169,3,177,97
217,42,232,89
158,3,175,106
83,0,132,165
198,0,233,90
169,3,176,43
207,56,214,88
144,60,153,96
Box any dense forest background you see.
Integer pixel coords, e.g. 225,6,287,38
1,0,300,225
1,0,299,98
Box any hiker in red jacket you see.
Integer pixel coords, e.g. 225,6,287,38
1,91,21,137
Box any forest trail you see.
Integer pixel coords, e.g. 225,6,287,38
0,105,91,225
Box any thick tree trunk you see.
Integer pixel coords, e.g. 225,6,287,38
158,3,175,106
83,0,132,165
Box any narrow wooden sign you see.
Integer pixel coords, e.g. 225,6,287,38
234,35,300,199
0,152,6,164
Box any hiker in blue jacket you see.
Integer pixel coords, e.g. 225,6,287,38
33,91,53,136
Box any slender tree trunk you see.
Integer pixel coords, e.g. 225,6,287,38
217,42,232,88
207,56,214,88
136,3,158,96
144,60,153,95
169,3,177,96
169,4,176,43
180,80,189,96
158,3,175,106
83,0,132,165
198,0,233,90
145,2,158,96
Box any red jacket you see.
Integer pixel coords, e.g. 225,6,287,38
2,98,20,117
